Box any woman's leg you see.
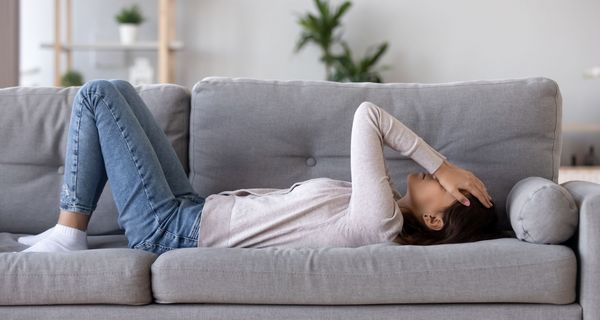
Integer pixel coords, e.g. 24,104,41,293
19,80,202,246
108,79,199,200
22,79,203,254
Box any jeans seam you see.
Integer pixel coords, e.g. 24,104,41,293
134,240,177,253
162,225,199,242
84,90,163,224
59,203,93,215
61,95,95,215
190,212,200,240
189,204,202,240
70,95,83,209
73,96,81,209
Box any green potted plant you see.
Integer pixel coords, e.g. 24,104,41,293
60,70,84,87
294,0,390,83
115,4,145,44
329,41,390,82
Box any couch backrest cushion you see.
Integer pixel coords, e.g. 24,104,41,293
190,77,562,230
0,84,191,235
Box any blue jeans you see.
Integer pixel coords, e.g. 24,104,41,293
59,79,205,255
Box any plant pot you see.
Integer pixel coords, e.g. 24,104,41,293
119,23,139,44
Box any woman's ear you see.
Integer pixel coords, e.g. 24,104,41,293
423,212,444,231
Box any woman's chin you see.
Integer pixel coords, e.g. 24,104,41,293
406,172,424,196
407,172,419,185
406,173,416,193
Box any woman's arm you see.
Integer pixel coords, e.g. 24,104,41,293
347,101,446,231
347,101,493,232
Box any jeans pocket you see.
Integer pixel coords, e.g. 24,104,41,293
159,197,203,242
134,220,198,254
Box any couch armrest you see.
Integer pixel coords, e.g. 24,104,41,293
562,180,600,320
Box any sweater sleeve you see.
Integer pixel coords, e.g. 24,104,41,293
346,101,447,236
378,108,447,174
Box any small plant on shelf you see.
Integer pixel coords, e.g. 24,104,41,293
115,4,145,44
60,70,84,87
115,4,145,24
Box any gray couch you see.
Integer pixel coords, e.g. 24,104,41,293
0,76,595,320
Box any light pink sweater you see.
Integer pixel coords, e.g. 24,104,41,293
197,101,447,248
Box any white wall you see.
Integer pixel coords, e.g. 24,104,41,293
20,0,600,125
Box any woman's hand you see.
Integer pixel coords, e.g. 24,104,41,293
432,160,494,208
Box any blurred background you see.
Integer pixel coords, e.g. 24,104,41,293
1,0,599,177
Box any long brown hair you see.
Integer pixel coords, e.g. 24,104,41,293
394,193,502,245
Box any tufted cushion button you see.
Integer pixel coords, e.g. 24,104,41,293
57,166,65,174
305,157,316,167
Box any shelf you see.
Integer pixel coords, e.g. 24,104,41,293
41,41,183,51
49,0,178,85
563,123,600,133
558,165,600,184
559,165,600,171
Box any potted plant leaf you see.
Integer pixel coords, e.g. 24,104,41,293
115,4,145,44
60,70,84,87
294,0,390,83
329,41,390,82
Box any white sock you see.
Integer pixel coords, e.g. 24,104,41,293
21,224,88,253
18,226,56,246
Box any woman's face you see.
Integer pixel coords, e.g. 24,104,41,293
404,172,464,230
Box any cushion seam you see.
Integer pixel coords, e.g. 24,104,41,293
153,256,574,276
1,272,148,277
517,184,551,242
551,80,559,182
194,77,550,91
518,183,575,242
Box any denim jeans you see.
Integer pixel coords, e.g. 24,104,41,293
59,79,205,255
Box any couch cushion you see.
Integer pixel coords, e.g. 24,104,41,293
190,77,562,230
507,177,578,244
0,232,155,305
0,84,190,235
151,238,576,305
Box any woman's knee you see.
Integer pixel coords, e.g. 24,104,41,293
77,79,120,103
354,101,379,121
80,79,114,94
109,79,135,93
76,80,126,114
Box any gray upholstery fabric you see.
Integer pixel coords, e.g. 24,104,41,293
0,233,155,305
190,76,562,230
151,238,576,305
562,180,600,320
0,78,580,317
0,303,582,320
0,84,191,235
507,177,578,244
1,232,153,305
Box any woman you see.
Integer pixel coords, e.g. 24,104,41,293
19,79,497,254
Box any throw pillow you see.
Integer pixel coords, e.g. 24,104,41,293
506,176,578,244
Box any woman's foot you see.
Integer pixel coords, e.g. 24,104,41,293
17,226,56,246
21,224,88,252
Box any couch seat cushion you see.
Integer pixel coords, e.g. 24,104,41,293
0,233,156,305
151,238,576,305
